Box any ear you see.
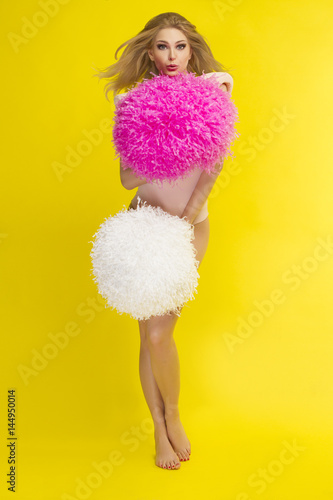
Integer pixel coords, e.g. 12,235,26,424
147,50,153,61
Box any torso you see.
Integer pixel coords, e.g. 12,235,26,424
116,72,234,225
130,168,209,225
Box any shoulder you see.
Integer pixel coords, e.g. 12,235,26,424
114,92,129,106
200,72,234,94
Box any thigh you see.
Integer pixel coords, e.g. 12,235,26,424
138,218,210,337
192,217,210,267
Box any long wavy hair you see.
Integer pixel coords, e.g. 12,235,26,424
93,12,233,102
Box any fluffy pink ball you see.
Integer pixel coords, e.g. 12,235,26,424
112,71,239,185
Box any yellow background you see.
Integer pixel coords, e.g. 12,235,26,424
1,0,333,498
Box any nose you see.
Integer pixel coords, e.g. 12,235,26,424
169,49,176,61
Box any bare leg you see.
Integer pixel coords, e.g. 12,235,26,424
138,217,210,469
144,310,189,463
163,217,210,458
139,320,181,470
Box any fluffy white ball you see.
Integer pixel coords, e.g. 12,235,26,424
90,201,200,321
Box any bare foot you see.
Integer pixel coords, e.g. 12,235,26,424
155,428,181,470
165,415,191,462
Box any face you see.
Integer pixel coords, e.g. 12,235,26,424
148,28,192,76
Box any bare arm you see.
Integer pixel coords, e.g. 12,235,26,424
119,158,147,190
119,83,228,194
181,81,229,224
181,164,223,225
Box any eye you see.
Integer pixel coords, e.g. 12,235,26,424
156,44,187,50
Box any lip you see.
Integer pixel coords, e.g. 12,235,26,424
166,65,178,71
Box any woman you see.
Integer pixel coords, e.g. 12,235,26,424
95,12,234,470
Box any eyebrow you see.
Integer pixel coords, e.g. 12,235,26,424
156,40,187,43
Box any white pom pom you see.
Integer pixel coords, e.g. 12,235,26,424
90,201,200,321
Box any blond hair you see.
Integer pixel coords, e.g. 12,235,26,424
93,12,232,102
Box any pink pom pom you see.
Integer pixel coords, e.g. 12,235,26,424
112,71,239,185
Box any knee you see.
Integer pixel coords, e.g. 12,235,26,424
146,326,173,349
